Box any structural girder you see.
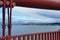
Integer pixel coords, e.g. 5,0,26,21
10,0,60,10
0,0,60,10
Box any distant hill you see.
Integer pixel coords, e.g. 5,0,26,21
19,22,60,25
0,20,60,25
12,21,60,25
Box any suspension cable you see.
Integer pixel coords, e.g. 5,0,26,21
8,0,13,35
10,0,12,24
7,7,9,24
7,0,16,36
2,0,6,36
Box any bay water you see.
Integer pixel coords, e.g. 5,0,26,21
0,25,60,36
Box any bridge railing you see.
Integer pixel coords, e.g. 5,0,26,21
0,30,60,40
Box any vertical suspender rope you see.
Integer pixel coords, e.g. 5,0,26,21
8,7,9,25
8,0,12,35
7,7,10,35
10,0,12,25
2,0,6,36
7,0,11,35
7,1,10,26
8,0,16,35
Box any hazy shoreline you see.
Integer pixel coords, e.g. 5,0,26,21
0,23,60,26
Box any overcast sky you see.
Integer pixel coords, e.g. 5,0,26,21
0,6,60,23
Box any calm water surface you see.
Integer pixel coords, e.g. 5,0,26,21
0,25,60,36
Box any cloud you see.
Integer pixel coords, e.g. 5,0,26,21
13,7,55,19
0,6,59,23
37,9,60,18
0,13,2,18
12,7,56,23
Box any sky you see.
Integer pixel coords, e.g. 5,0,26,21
0,6,60,23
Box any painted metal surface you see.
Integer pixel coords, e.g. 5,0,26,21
7,0,12,36
0,30,60,40
2,0,6,37
0,0,60,10
1,0,14,36
14,0,60,10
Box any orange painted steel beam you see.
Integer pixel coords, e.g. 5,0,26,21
14,0,60,10
0,0,60,10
